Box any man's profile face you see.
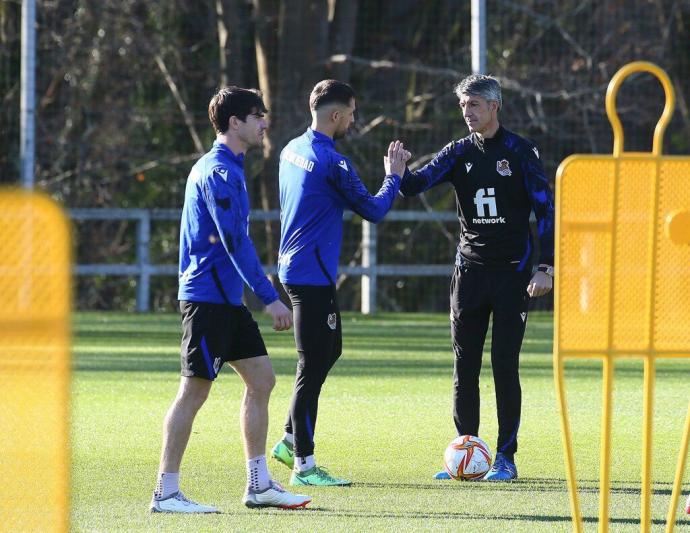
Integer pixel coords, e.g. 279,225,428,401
459,93,497,135
333,98,356,139
236,108,268,148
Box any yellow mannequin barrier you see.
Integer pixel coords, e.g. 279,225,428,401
0,190,71,532
554,61,690,533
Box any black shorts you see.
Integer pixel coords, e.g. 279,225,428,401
179,301,267,380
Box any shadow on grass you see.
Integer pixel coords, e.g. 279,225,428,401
75,330,180,342
73,357,453,376
72,312,688,378
72,356,548,376
73,312,550,347
354,477,689,496
214,506,690,527
73,353,690,380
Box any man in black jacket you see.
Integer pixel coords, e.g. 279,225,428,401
401,74,555,481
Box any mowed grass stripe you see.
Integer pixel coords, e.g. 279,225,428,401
70,312,690,532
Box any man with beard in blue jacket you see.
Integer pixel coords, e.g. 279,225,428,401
271,80,409,486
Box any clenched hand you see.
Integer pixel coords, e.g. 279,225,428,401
266,299,293,331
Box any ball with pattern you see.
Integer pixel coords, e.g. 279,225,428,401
443,435,492,480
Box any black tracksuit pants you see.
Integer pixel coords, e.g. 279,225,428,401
283,284,342,458
450,265,531,457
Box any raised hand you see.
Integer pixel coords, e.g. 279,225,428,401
384,140,409,177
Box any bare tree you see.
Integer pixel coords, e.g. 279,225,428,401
252,0,331,262
215,0,254,87
328,0,359,82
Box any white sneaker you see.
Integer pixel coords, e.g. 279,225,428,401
243,480,311,509
150,491,219,513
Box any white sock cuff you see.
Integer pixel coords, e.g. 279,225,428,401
155,471,180,500
247,455,270,491
295,454,315,472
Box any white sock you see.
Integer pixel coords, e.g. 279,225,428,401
247,455,271,491
295,454,315,473
282,432,294,446
154,472,179,500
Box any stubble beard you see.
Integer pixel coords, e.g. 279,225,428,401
244,130,264,150
334,125,350,140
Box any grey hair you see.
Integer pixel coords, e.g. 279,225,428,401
454,74,502,109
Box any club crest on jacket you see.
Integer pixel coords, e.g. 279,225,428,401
496,159,512,176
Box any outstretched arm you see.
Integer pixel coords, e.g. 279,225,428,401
400,142,458,196
328,141,409,223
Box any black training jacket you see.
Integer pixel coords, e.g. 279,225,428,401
400,126,554,270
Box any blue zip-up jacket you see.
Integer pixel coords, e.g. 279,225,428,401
400,126,554,270
178,141,279,305
278,128,401,285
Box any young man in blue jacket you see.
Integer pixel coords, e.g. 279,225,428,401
150,86,311,512
271,80,409,486
400,75,555,481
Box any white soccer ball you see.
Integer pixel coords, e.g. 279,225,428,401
443,435,492,480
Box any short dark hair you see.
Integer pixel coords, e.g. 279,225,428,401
309,79,355,111
455,74,502,109
208,86,267,134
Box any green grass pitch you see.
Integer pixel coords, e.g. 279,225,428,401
71,311,689,532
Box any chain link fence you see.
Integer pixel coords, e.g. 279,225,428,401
1,0,688,311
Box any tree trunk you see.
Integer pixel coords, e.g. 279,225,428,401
215,0,252,87
329,0,359,82
251,0,280,268
252,0,330,265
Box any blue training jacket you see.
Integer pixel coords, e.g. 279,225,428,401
278,128,401,285
178,141,279,306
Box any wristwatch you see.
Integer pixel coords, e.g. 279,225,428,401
537,265,554,277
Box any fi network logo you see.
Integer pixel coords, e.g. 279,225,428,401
473,188,506,224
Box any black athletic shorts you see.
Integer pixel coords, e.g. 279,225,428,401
179,300,267,380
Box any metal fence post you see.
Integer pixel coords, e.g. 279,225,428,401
361,220,377,314
136,211,151,312
20,0,36,190
471,0,486,75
